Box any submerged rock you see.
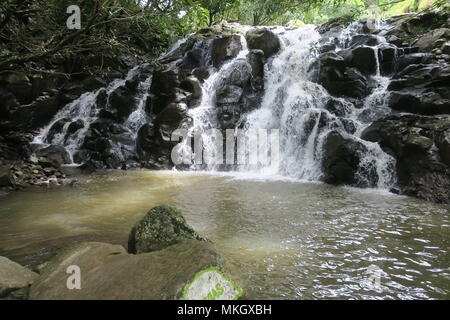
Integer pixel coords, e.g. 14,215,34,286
128,205,207,254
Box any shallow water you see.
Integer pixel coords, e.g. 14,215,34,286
0,170,449,300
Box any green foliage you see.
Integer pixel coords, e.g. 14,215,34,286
0,0,447,71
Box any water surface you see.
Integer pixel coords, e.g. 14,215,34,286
0,170,449,299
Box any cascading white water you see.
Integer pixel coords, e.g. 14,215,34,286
193,23,397,189
176,34,250,168
33,66,151,164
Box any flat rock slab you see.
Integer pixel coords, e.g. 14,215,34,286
0,256,38,298
29,240,242,300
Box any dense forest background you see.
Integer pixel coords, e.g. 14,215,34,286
0,0,447,71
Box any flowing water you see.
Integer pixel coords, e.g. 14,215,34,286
0,171,448,300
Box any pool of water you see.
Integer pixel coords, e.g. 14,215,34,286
0,170,449,299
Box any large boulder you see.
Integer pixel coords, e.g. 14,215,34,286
128,205,206,254
35,145,72,166
388,91,450,115
0,166,16,187
413,28,450,53
322,131,376,187
0,71,33,104
0,256,38,298
108,85,136,121
155,103,188,140
313,52,369,98
29,240,242,300
245,28,280,58
211,35,243,67
362,114,450,203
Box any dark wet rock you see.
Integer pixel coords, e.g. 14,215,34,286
128,205,207,254
180,76,202,105
349,46,378,75
362,114,450,203
155,103,188,141
66,120,85,136
35,145,71,166
388,91,450,115
378,43,401,75
150,67,180,114
312,51,370,98
216,85,244,104
0,71,33,104
0,166,16,187
46,118,70,143
95,88,108,109
192,66,211,83
108,85,136,121
396,53,435,71
349,34,382,48
437,129,450,166
325,98,351,117
245,28,280,58
322,131,376,187
10,94,62,130
413,28,450,53
82,77,107,92
0,256,38,298
211,35,243,67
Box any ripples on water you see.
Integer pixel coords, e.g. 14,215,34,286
0,171,449,300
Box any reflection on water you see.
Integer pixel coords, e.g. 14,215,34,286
0,170,449,299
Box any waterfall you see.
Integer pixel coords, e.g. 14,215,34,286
30,20,397,190
190,23,397,189
176,34,250,169
32,65,152,165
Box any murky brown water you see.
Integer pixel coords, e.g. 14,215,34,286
0,170,449,299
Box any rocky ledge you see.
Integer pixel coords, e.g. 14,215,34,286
0,206,244,300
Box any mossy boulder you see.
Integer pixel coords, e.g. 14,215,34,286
128,205,207,254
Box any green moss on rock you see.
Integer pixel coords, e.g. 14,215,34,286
128,205,207,254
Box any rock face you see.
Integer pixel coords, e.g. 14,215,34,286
0,166,16,187
362,115,450,203
322,131,377,188
28,205,242,300
245,28,281,58
128,205,206,254
0,256,38,298
28,240,240,300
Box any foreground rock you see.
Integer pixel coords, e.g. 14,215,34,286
0,256,38,299
362,114,450,203
128,205,207,254
29,240,241,300
29,205,242,300
321,131,377,188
